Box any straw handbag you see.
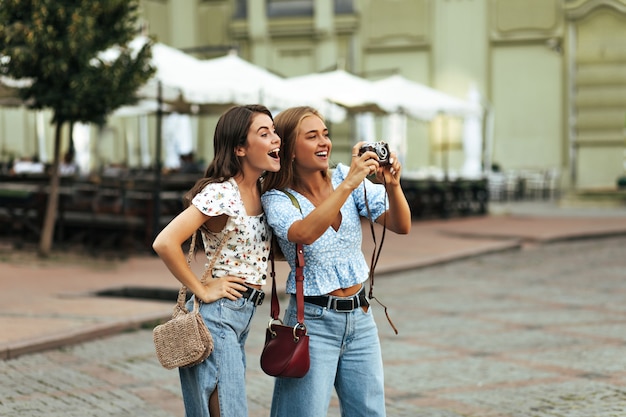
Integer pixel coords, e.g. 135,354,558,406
153,232,227,369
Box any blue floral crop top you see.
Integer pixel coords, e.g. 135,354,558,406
192,178,271,286
261,163,388,296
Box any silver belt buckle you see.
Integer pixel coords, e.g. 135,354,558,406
252,289,264,306
247,288,264,306
256,290,265,306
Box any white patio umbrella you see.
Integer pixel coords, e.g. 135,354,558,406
112,99,173,117
189,54,284,107
285,69,391,114
372,75,478,121
108,38,348,121
0,75,32,106
100,37,187,106
382,112,408,165
187,53,346,123
162,112,193,170
372,75,483,179
461,84,486,178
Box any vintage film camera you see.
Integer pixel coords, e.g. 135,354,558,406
358,142,391,166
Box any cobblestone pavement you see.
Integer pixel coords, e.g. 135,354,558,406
2,236,626,417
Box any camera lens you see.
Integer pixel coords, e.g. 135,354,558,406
378,145,389,160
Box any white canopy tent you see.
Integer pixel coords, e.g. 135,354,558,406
372,75,479,121
124,38,346,123
284,69,390,114
284,71,486,177
0,75,32,106
284,70,394,148
372,75,486,179
188,53,346,123
4,39,487,176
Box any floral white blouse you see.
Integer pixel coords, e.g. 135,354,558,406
192,178,271,286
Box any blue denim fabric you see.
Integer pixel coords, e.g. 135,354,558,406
270,295,386,417
179,295,256,417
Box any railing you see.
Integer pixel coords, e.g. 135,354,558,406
400,177,488,219
1,173,491,253
487,169,561,202
0,173,194,253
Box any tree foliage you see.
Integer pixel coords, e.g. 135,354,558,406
0,0,156,256
0,0,155,125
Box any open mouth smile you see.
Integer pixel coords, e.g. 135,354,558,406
268,148,280,160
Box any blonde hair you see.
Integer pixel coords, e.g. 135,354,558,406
262,106,329,193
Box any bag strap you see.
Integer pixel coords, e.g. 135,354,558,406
175,230,230,316
363,177,398,334
269,190,305,324
269,248,279,319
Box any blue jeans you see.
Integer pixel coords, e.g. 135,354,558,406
270,295,386,417
179,295,256,417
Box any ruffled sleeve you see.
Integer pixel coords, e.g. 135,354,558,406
191,178,245,234
261,188,303,242
334,163,388,220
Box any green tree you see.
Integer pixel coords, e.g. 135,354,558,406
0,0,155,256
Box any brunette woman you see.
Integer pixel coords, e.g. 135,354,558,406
153,104,281,417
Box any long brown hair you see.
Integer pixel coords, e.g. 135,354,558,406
183,104,273,250
261,106,328,193
184,104,273,206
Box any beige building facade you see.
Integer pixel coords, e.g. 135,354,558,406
1,0,625,191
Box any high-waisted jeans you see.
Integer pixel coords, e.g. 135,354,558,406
179,295,256,417
270,295,386,417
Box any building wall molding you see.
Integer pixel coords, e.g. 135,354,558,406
231,16,358,40
363,0,431,50
565,0,626,20
489,0,563,42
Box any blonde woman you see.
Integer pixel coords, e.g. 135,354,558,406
261,106,410,416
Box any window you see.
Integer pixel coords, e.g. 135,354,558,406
268,0,313,17
234,0,354,19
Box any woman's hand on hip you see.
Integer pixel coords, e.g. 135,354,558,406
198,276,247,303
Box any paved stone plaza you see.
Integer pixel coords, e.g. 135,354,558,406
1,235,625,416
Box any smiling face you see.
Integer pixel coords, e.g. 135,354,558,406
293,114,331,174
237,112,281,174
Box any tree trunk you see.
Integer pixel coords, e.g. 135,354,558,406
38,121,63,257
68,121,75,155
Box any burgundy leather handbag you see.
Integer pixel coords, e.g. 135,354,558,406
260,243,310,378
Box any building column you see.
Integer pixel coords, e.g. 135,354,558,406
247,0,269,66
314,0,337,71
168,0,197,48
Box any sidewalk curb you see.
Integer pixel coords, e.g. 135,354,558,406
0,241,523,360
0,311,169,360
439,228,626,244
375,240,523,275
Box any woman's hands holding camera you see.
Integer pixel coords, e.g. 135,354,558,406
377,151,401,186
350,141,402,187
348,142,381,188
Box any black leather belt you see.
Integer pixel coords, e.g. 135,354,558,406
304,286,369,312
242,285,264,306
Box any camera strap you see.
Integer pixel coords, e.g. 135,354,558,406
363,177,398,335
